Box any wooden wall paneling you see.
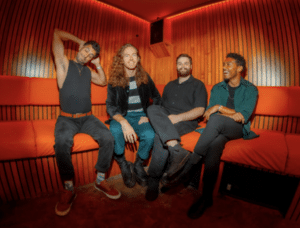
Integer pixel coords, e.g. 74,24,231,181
41,157,54,193
82,152,90,185
29,159,42,198
72,153,80,187
4,163,19,200
47,157,60,193
35,158,48,195
0,0,11,74
10,161,25,200
87,151,95,183
23,160,37,198
0,163,12,202
284,0,299,86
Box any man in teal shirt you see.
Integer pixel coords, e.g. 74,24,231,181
164,53,258,219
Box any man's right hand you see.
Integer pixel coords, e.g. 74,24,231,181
120,120,137,143
203,105,219,121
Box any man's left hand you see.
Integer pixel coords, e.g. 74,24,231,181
138,116,149,125
168,114,181,124
91,57,101,67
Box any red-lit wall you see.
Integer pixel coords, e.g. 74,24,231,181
154,0,300,87
0,0,299,128
0,0,152,79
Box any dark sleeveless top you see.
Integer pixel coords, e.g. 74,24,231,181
59,60,91,114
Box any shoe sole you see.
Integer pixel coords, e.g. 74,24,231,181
55,194,77,216
94,183,121,200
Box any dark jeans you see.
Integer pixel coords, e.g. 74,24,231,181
147,105,197,179
193,114,243,197
54,115,114,182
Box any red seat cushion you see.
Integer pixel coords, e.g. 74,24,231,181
180,122,207,152
285,134,300,176
32,116,109,157
0,121,36,160
221,129,288,172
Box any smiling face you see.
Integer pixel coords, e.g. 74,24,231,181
223,57,243,81
122,46,139,70
177,57,192,77
76,44,96,65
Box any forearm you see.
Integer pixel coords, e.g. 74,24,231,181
176,107,205,122
92,65,107,86
54,28,84,45
113,114,127,125
218,105,236,115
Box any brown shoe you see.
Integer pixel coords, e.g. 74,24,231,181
55,189,76,216
94,180,121,199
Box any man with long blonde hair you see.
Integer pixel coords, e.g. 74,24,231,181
106,43,161,188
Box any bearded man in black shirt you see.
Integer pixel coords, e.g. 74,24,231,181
145,54,207,201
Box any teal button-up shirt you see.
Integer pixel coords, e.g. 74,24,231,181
207,78,259,139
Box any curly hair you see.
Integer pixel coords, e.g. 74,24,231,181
108,43,148,88
226,53,246,72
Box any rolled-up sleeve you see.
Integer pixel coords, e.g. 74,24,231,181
236,85,258,123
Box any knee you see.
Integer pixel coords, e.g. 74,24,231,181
54,134,73,150
140,128,155,144
147,105,160,116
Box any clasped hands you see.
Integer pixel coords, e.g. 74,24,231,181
204,105,245,124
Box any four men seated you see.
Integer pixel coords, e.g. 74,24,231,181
52,29,258,218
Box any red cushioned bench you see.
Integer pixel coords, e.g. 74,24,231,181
0,76,300,221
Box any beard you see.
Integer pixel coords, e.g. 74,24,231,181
177,68,191,77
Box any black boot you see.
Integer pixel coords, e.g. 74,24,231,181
163,154,203,188
187,196,213,219
145,177,160,201
114,154,136,188
134,156,148,187
166,144,191,178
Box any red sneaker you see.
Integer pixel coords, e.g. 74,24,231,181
94,180,121,199
55,189,76,216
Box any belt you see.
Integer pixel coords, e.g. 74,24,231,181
60,110,92,118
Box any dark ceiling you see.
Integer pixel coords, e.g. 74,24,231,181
99,0,226,22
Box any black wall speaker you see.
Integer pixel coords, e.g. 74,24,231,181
150,19,164,45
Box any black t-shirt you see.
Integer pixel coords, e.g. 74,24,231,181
226,84,236,109
162,75,207,126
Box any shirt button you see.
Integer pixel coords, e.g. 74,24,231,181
172,102,175,104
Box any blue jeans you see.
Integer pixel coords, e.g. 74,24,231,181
109,112,155,160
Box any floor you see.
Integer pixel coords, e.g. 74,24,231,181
0,176,299,228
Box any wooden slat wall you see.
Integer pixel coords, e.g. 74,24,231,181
151,0,300,133
0,0,153,120
153,0,299,86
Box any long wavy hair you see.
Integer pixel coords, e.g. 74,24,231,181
108,43,148,88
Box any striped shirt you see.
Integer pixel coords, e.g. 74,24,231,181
127,76,143,112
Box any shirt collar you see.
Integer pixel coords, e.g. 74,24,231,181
175,75,194,85
220,77,247,89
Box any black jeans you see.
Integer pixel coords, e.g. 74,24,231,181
147,105,197,179
54,115,114,181
193,114,243,197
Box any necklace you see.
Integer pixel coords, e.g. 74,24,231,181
74,62,83,76
227,84,235,100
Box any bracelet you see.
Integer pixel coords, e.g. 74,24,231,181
218,105,222,112
96,66,101,69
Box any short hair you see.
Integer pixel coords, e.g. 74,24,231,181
176,54,192,65
226,53,246,72
84,40,100,58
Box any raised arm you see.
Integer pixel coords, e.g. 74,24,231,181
90,57,107,86
52,29,85,89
